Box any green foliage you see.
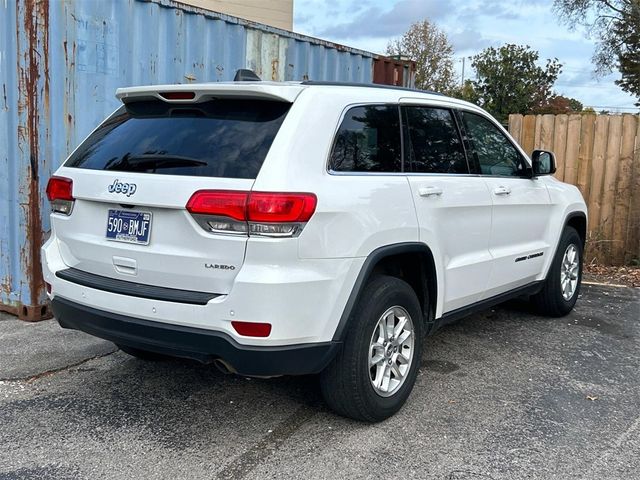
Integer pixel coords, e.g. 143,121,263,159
470,44,563,122
614,1,640,105
554,0,640,106
387,20,457,93
448,79,481,104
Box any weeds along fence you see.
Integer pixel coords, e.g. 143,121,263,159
509,113,640,266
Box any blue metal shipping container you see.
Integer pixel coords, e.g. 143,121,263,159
0,0,376,320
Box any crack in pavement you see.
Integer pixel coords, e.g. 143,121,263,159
0,349,118,383
217,405,318,480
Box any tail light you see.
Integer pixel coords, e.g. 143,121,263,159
46,176,74,215
186,190,317,238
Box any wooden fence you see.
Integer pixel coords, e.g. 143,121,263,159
509,113,640,265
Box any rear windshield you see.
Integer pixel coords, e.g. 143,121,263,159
65,99,291,179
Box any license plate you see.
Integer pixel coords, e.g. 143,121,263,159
106,210,152,245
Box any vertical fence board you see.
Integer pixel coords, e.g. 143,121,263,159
509,114,523,145
534,115,543,149
612,115,638,264
540,114,555,151
588,116,610,237
563,115,582,185
552,114,569,182
599,116,624,261
522,115,536,155
577,115,596,202
625,119,640,264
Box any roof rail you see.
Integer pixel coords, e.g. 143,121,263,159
300,81,443,96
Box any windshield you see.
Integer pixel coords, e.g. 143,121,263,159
65,99,291,179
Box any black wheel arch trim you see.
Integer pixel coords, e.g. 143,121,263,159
563,210,587,240
332,242,437,342
545,210,587,281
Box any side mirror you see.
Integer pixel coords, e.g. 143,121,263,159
531,150,556,176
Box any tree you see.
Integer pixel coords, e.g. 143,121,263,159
387,20,457,93
554,0,640,105
532,95,584,114
470,44,563,122
449,79,480,104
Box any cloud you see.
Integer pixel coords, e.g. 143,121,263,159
448,28,490,52
316,0,454,40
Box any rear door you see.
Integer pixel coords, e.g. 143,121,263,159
401,103,493,313
456,110,551,298
52,97,291,295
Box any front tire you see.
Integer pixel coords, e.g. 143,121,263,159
320,275,424,422
531,226,583,317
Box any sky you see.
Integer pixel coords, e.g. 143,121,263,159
293,0,639,113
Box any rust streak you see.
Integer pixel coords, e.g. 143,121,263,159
17,0,50,318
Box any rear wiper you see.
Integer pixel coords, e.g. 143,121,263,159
122,154,207,169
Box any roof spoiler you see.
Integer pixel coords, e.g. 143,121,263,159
233,69,261,82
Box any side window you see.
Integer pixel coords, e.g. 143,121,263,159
460,111,526,177
403,106,468,174
329,105,401,173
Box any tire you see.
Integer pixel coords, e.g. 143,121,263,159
320,275,424,422
531,226,583,317
117,344,170,361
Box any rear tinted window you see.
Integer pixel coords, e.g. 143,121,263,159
403,106,468,174
329,105,402,173
65,99,291,179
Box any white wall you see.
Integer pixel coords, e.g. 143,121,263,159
177,0,294,30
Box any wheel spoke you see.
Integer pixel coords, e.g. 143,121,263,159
397,352,411,365
398,329,412,346
385,312,395,338
379,320,388,342
370,353,384,367
373,364,385,389
390,361,403,379
394,316,408,338
380,365,391,392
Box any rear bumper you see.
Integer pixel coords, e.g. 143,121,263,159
51,297,340,376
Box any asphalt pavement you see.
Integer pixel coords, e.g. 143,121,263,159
0,283,638,479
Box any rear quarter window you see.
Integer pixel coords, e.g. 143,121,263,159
65,99,291,179
329,105,402,173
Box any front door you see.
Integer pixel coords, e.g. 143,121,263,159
457,110,551,299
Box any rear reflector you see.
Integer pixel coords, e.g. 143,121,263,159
231,321,272,337
159,91,196,100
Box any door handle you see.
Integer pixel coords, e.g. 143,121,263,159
493,186,511,196
418,186,443,197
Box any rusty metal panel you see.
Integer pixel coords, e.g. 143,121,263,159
0,0,377,320
0,0,51,321
285,38,373,82
373,56,416,88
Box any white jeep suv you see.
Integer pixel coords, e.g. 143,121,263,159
42,76,587,422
